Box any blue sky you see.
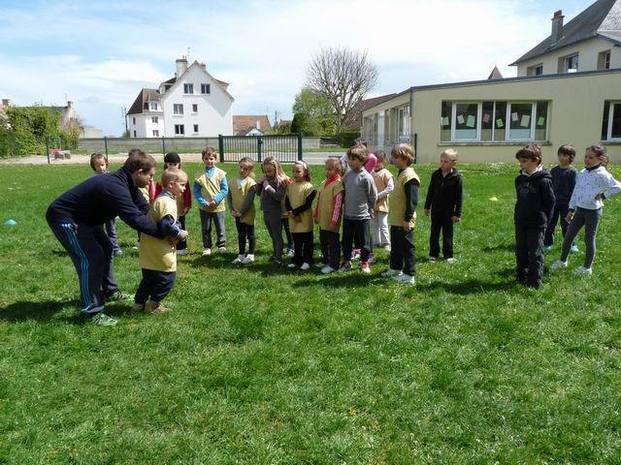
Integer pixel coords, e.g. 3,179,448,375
0,0,597,135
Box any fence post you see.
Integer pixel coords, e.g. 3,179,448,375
162,137,166,156
46,136,50,164
104,136,108,158
297,133,303,161
413,133,418,164
257,136,263,163
218,135,224,162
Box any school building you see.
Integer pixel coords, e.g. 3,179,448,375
361,0,621,163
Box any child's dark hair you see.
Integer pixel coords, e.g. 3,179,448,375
89,153,107,171
391,143,416,165
587,144,609,166
515,144,542,165
557,144,576,161
347,144,369,164
375,150,388,164
202,146,218,159
293,160,311,182
164,152,182,167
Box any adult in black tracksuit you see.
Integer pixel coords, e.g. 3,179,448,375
424,164,463,260
46,151,182,317
514,145,555,288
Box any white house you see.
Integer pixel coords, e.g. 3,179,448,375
127,58,234,138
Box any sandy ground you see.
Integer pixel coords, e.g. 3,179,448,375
0,151,345,166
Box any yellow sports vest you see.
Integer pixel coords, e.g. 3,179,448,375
139,194,178,272
373,168,393,213
287,181,315,233
389,167,420,228
138,186,150,203
195,167,226,213
317,178,343,232
229,177,256,225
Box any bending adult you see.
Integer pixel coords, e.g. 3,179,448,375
46,150,184,324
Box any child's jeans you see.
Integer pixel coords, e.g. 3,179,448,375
135,269,176,304
390,226,415,276
199,210,226,248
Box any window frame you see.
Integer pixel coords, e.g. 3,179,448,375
174,124,185,136
192,104,198,113
152,129,159,137
173,103,184,115
201,83,211,94
193,124,199,134
151,116,158,124
606,101,621,142
506,101,537,142
451,102,482,142
183,83,194,94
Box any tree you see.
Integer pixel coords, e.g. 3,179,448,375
292,88,336,135
306,47,378,133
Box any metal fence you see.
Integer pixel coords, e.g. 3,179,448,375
219,134,303,163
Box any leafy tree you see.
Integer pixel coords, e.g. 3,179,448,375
292,88,336,135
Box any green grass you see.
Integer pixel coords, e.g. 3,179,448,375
1,162,620,464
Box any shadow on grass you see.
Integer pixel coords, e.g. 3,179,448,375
0,300,139,324
293,272,377,288
414,278,516,295
481,243,515,253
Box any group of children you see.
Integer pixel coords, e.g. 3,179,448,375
89,138,620,313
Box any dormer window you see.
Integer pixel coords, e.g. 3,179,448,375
184,83,194,94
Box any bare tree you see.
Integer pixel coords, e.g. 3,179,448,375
306,47,378,133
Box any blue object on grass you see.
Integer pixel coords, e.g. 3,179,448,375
4,219,17,226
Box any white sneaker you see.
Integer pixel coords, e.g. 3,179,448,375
381,268,401,277
314,262,326,269
176,249,187,256
446,258,456,264
384,245,391,252
231,255,243,264
570,244,580,253
428,256,437,263
286,249,295,257
300,262,311,271
217,246,226,253
287,263,297,269
321,265,335,274
202,248,211,256
574,266,592,276
551,260,567,271
395,273,416,285
241,254,255,264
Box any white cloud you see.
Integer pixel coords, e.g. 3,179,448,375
0,0,592,134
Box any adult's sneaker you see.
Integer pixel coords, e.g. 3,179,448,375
551,260,568,271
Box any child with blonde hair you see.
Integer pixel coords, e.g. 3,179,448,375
314,158,344,273
382,144,420,285
371,151,394,251
90,153,122,257
552,145,621,275
285,161,316,270
228,157,257,265
194,146,228,256
135,167,189,314
424,149,463,263
255,156,289,267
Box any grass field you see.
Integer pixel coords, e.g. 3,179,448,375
1,161,620,464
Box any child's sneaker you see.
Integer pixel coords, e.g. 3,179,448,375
570,244,580,253
543,245,553,253
145,300,171,314
132,303,145,312
338,261,352,272
351,249,361,260
232,255,244,264
360,261,371,274
286,249,295,257
300,262,311,271
112,248,123,257
574,266,592,276
551,260,568,271
446,257,457,264
321,265,335,274
287,263,298,269
217,246,227,253
381,268,401,277
314,262,326,269
177,249,187,256
202,248,211,257
241,254,255,264
395,273,416,285
428,256,437,262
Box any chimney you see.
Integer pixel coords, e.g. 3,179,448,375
67,100,73,108
199,62,207,71
551,10,564,43
1,99,10,107
175,57,188,78
256,119,261,130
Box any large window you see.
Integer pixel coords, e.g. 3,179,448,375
559,53,579,73
173,104,183,115
184,83,194,94
201,83,211,94
441,101,549,143
602,101,621,141
174,124,185,136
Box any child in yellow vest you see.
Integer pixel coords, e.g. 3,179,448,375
372,151,394,251
314,158,344,274
382,144,420,285
285,161,316,270
228,157,257,265
281,179,295,258
135,168,189,314
193,146,228,256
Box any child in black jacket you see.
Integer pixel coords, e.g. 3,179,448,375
424,149,463,262
514,144,556,289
